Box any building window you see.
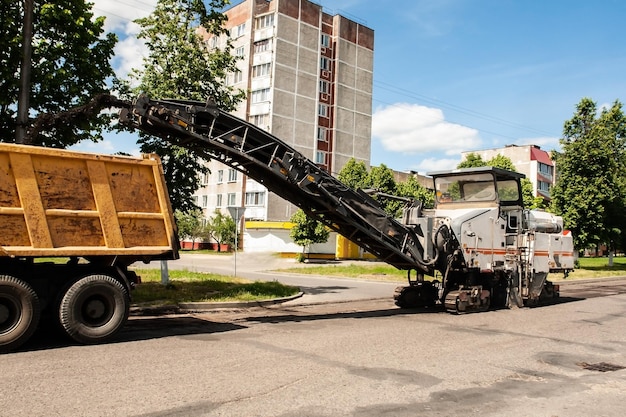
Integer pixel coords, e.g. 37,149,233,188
231,23,246,38
318,104,328,117
250,113,268,127
538,162,553,177
216,194,223,207
254,39,271,53
231,70,243,84
217,170,224,183
321,33,330,48
245,191,265,206
201,195,208,208
235,46,245,57
317,127,327,142
228,168,237,182
320,57,330,71
227,193,237,206
316,151,326,165
255,13,274,29
319,80,329,94
251,88,271,103
252,63,271,78
538,181,550,192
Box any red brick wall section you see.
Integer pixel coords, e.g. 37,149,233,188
358,25,374,50
253,0,274,16
278,0,299,19
300,0,321,27
226,1,249,26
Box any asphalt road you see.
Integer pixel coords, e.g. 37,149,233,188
145,252,405,305
3,254,626,417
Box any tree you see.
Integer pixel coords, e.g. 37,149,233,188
117,0,246,213
174,209,205,249
551,98,626,251
364,163,398,214
457,152,485,169
395,175,435,210
289,209,330,261
337,158,368,189
0,0,117,147
208,210,236,251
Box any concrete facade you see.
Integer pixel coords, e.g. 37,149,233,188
195,0,374,234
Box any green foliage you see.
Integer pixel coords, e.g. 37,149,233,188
486,154,516,171
395,174,434,210
337,158,368,189
551,98,626,250
208,209,236,250
116,0,246,213
456,153,485,168
174,209,208,248
364,163,398,214
0,0,117,146
457,153,516,171
337,160,434,215
289,209,330,258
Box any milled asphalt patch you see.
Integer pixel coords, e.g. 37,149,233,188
130,291,304,316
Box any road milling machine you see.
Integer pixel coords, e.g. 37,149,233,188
121,96,575,313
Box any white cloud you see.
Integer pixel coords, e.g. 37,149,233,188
517,136,562,151
70,139,141,156
113,35,149,78
92,0,157,32
372,103,482,155
411,157,460,174
91,1,154,78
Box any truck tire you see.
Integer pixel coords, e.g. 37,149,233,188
0,275,41,353
58,274,130,345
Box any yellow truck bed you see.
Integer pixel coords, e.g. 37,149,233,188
0,143,178,259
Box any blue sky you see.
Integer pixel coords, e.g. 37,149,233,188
82,0,626,174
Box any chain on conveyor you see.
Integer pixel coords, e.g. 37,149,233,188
119,95,430,272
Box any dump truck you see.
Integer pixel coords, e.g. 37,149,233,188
0,143,178,352
0,94,574,351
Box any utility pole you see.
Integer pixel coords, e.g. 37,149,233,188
16,0,34,144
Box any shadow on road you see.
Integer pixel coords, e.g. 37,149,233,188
296,285,352,295
246,305,442,324
16,316,246,353
11,295,588,354
246,295,588,325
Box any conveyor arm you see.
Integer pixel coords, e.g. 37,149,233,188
120,95,431,272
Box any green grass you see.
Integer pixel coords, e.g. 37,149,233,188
131,268,300,306
276,257,626,282
560,256,626,280
278,263,408,282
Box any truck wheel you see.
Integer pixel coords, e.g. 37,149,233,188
59,274,129,344
0,275,41,353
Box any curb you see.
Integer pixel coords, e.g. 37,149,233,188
552,275,626,286
130,291,304,316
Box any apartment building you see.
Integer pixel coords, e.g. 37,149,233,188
195,0,374,235
460,144,555,201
